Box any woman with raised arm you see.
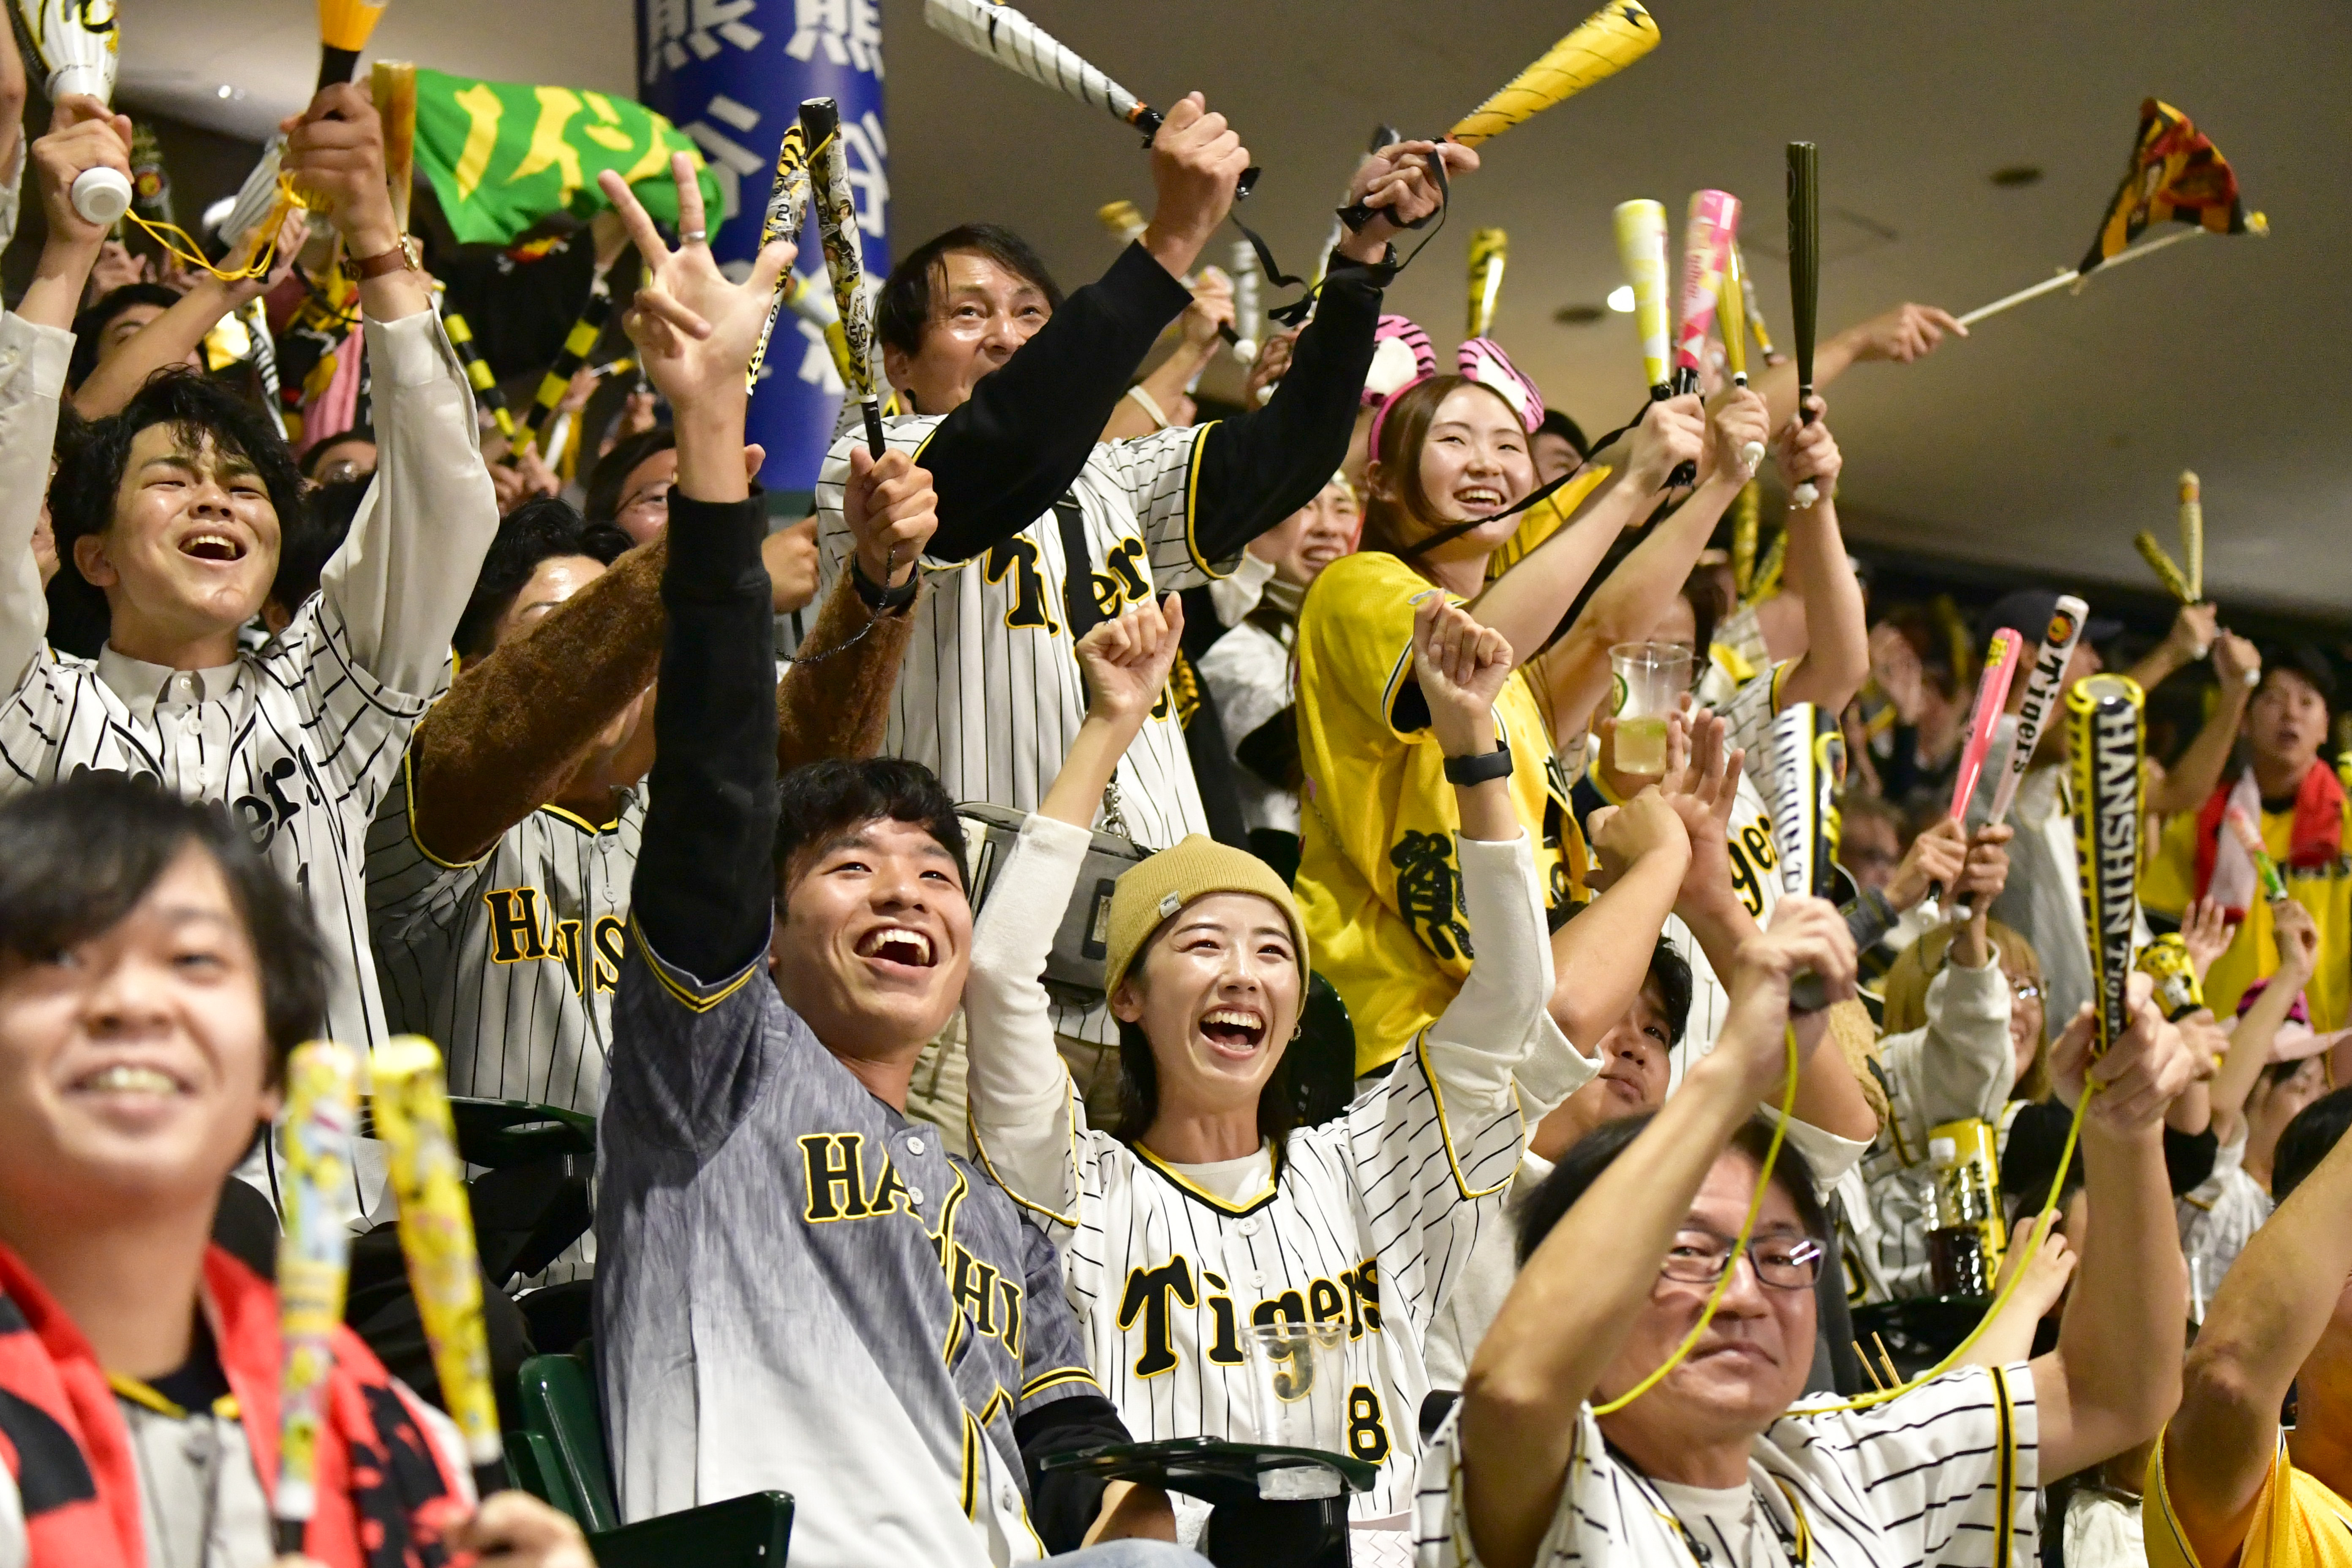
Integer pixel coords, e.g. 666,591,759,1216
964,591,1592,1526
1293,356,1757,1080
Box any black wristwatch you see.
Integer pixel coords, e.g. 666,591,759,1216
1442,736,1513,787
851,555,918,610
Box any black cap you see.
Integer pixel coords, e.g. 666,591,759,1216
1976,588,2122,656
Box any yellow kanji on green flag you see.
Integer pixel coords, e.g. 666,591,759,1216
413,67,721,246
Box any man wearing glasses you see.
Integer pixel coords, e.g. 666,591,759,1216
1424,900,2200,1568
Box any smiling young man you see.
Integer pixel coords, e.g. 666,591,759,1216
813,103,1471,1133
0,89,495,1104
0,773,591,1568
2145,646,2352,1029
589,160,1194,1567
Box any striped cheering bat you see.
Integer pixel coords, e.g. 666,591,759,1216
441,310,516,445
517,280,615,457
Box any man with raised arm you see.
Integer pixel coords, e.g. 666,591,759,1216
589,158,1200,1568
813,105,1470,1131
0,87,495,1072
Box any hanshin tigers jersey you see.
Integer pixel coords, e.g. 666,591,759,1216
965,816,1590,1520
365,760,641,1282
816,415,1232,1045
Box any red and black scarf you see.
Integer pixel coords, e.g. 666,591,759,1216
0,1240,465,1568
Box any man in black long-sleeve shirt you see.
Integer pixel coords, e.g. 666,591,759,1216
588,159,1192,1565
810,95,1475,1125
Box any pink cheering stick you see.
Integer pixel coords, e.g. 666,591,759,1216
1952,596,2089,923
1664,188,1741,486
1934,627,2022,906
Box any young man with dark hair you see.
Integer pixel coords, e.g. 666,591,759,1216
2146,644,2351,1028
591,159,1189,1565
819,100,1473,1137
365,458,920,1290
0,773,590,1568
64,280,182,392
2150,1084,2352,1567
0,90,497,1094
299,423,377,487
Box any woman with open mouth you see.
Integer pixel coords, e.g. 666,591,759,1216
964,591,1584,1533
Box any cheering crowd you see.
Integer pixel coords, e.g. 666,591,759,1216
0,35,2345,1568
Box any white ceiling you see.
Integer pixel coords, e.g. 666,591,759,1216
123,0,2352,611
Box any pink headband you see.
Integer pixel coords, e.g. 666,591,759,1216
1361,314,1435,410
1365,335,1550,464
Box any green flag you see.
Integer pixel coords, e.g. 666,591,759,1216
412,66,722,246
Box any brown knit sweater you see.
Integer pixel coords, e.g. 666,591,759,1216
409,534,918,864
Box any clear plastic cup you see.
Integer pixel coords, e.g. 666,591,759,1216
1243,1318,1349,1497
1609,642,1695,777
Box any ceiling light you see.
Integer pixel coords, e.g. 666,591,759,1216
1990,165,2043,188
217,83,234,98
1606,285,1635,313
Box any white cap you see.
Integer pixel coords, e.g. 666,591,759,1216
70,166,132,227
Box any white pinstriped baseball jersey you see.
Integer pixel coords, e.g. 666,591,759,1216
964,815,1592,1520
0,308,494,1066
817,417,1228,1045
365,763,642,1283
1413,1364,2040,1568
368,762,642,1110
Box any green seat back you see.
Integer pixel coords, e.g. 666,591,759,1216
514,1351,618,1533
512,1351,795,1565
1289,972,1358,1128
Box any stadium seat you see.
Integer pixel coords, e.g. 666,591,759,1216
448,1097,597,1287
512,1349,795,1566
1289,973,1358,1128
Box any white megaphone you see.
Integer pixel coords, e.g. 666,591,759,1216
71,165,132,226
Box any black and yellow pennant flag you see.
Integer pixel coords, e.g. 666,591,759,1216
2082,99,2263,273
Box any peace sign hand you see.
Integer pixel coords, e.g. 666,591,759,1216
596,154,792,415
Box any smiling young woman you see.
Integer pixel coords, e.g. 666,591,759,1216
963,591,1590,1527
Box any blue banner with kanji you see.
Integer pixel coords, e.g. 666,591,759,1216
637,0,891,495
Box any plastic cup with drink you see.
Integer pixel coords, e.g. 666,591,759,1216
1609,642,1695,778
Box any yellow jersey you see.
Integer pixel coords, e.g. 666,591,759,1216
2141,790,2352,1030
1481,465,1613,582
1294,550,1584,1076
2147,1427,2352,1568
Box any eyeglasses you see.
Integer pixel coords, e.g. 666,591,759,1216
1660,1231,1824,1292
2010,980,2043,1004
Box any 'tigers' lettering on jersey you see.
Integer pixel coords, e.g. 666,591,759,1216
797,1133,1027,1355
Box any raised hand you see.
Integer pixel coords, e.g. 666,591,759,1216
1837,302,1965,365
1077,594,1185,729
1700,386,1769,487
2178,897,2238,983
2212,629,2260,691
1718,895,1857,1096
598,153,792,415
1624,392,1704,495
1657,704,1747,917
1141,94,1249,278
281,84,397,256
1950,822,2014,910
2047,972,2200,1132
1180,267,1236,351
2271,898,2319,988
2163,602,2219,665
1410,592,1513,758
842,445,936,591
1886,817,1965,914
1242,326,1297,406
1868,622,1925,721
1777,394,1841,501
1992,1212,2077,1319
31,94,132,252
1342,138,1479,257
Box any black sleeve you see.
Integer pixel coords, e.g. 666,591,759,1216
1015,1394,1134,1554
630,488,778,981
2163,1123,2219,1196
1842,886,1899,953
1187,253,1390,565
923,242,1194,562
